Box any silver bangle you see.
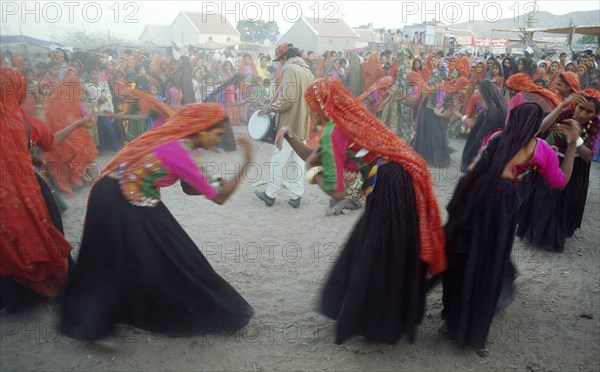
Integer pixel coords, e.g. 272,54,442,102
576,137,584,148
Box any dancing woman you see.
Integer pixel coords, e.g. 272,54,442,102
61,103,254,341
412,75,470,167
442,102,580,353
516,90,600,251
44,76,98,197
276,77,446,351
0,67,74,313
460,80,508,172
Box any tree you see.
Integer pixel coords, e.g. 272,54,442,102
577,35,598,45
236,20,279,44
57,28,132,47
356,23,373,30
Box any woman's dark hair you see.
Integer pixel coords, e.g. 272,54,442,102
487,60,504,79
56,48,69,63
447,102,543,218
502,57,518,81
479,79,508,118
212,118,230,129
412,59,423,71
179,56,196,105
518,57,534,78
582,95,600,115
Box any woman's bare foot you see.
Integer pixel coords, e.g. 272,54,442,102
475,348,489,358
90,338,118,352
343,339,393,354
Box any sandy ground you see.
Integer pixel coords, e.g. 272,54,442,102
1,126,599,371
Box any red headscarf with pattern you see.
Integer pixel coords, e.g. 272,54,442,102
101,103,226,178
407,71,436,96
583,88,600,101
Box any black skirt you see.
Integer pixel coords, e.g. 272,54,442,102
563,158,591,237
442,177,517,349
516,157,590,251
411,105,450,167
320,162,427,345
60,177,254,340
97,115,125,153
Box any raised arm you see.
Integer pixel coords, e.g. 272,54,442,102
540,93,586,133
54,118,95,144
274,126,313,160
212,137,254,205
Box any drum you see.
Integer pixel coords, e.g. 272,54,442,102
248,110,277,144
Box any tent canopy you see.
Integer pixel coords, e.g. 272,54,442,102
539,25,600,35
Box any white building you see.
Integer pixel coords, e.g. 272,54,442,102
277,17,360,55
139,12,241,47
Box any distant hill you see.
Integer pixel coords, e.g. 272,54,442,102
448,10,600,38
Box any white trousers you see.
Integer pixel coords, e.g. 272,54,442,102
265,140,305,200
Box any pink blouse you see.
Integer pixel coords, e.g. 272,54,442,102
116,139,219,206
482,133,566,189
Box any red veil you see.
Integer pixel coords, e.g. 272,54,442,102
0,67,72,297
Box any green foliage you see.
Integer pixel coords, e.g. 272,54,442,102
236,20,279,43
577,35,598,45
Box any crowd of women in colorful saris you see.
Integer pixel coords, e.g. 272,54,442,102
1,44,599,357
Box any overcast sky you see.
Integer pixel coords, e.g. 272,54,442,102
2,0,599,42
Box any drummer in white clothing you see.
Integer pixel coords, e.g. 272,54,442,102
254,44,315,209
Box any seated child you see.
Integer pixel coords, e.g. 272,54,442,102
326,170,365,216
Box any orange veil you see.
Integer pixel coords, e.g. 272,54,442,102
506,73,562,107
